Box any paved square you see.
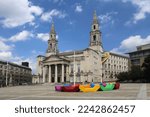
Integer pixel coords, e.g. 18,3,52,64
0,83,149,100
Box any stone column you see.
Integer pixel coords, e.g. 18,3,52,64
55,64,57,83
43,66,45,83
66,65,69,82
49,65,51,83
61,64,64,82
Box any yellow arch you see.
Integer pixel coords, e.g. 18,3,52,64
102,52,110,64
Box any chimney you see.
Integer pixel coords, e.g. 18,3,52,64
22,62,29,67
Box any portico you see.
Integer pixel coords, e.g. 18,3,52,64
42,56,70,83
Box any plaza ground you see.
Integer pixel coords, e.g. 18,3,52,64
0,83,150,100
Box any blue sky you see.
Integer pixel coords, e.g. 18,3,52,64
0,0,150,73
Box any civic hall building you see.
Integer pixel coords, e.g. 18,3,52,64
36,11,129,83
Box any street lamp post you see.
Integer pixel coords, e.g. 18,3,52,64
73,51,76,85
6,61,8,86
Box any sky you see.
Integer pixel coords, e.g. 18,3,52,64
0,0,150,73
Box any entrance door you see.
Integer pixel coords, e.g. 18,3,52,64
64,77,66,82
51,77,54,82
58,77,61,83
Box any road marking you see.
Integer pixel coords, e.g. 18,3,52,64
136,84,147,100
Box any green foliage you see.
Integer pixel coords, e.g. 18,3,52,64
142,55,150,82
129,66,143,81
116,55,150,82
116,66,143,82
116,72,129,82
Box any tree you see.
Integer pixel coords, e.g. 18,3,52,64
129,65,143,81
142,55,150,82
116,65,143,82
116,71,129,82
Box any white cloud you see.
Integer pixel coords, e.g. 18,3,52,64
0,32,37,73
111,35,150,53
123,0,150,23
37,33,59,41
41,9,67,22
75,4,83,13
0,51,36,73
29,6,43,16
12,50,45,74
56,35,59,40
8,30,33,42
37,33,49,41
0,40,14,60
0,0,43,28
13,57,36,74
0,40,13,51
0,51,38,73
0,30,33,43
98,12,117,24
0,51,12,60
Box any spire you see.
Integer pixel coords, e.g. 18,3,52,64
93,10,99,24
50,21,56,34
89,10,103,53
46,22,58,57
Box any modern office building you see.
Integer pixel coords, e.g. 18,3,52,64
36,11,129,83
102,52,129,80
0,61,32,86
128,44,150,68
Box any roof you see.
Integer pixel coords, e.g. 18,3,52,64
127,48,150,54
37,55,45,58
59,50,84,56
59,47,100,56
136,43,150,48
0,60,32,70
109,52,129,58
43,54,70,62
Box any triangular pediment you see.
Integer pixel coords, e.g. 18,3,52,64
43,55,70,63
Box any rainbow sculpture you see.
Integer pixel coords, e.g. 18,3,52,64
100,83,115,91
79,84,100,92
55,82,120,92
55,84,80,92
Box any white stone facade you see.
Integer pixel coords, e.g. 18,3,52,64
102,52,129,81
36,11,129,83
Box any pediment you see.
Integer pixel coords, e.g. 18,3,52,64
43,55,70,62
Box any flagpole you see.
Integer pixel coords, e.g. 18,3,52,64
73,51,76,86
6,61,8,86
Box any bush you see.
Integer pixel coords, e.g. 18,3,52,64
116,72,129,82
142,55,150,82
116,66,144,82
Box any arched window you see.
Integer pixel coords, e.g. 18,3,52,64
93,35,96,41
50,44,52,49
93,25,96,29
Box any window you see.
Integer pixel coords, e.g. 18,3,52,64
77,64,80,73
105,64,107,68
93,25,96,29
50,44,52,49
93,35,96,41
71,64,73,73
